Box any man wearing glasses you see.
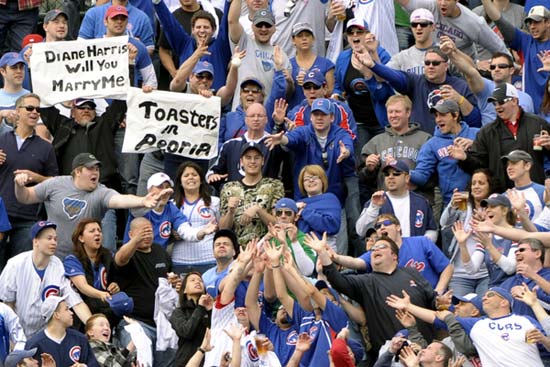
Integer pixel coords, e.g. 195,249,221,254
358,160,437,242
440,36,534,125
0,93,58,268
449,82,550,192
319,235,436,362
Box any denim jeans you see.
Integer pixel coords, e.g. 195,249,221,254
137,153,164,197
116,318,176,367
0,216,34,271
0,2,38,54
115,128,140,195
448,276,489,298
101,209,117,252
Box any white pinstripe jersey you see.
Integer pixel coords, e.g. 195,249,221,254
0,251,82,338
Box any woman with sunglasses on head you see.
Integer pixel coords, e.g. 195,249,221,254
63,218,120,325
172,161,220,275
296,165,341,251
452,193,518,289
441,169,495,297
286,22,335,110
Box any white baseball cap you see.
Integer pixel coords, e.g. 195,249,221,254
147,172,174,190
410,8,435,24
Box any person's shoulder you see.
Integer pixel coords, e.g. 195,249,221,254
27,329,47,344
259,177,284,187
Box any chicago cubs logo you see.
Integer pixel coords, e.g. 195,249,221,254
287,330,298,345
69,346,81,362
350,78,368,95
198,205,213,219
409,280,417,287
308,326,319,338
62,198,87,220
415,210,424,228
427,89,443,110
246,339,259,361
41,285,60,301
405,259,426,272
159,221,172,239
100,267,108,290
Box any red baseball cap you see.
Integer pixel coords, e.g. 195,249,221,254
21,34,43,48
105,5,128,19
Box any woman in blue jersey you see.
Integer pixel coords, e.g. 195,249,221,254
296,165,341,251
172,161,220,274
453,193,518,288
63,218,120,324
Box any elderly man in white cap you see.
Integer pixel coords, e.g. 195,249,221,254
123,172,218,250
25,295,98,366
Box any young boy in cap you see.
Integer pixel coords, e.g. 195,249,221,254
123,172,217,249
25,295,98,366
0,221,91,338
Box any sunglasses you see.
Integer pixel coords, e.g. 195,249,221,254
19,105,41,112
484,291,503,299
75,105,94,111
195,73,213,81
424,60,444,66
374,219,394,229
255,22,273,29
303,84,322,91
491,97,513,106
411,22,432,28
242,87,261,94
275,209,294,217
346,29,366,36
383,171,403,177
516,247,534,253
489,63,513,70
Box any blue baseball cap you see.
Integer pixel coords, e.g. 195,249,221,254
394,329,409,338
5,348,38,367
30,221,57,240
452,293,483,313
0,52,26,68
382,159,410,174
311,98,332,114
480,193,511,209
315,280,340,303
192,61,214,77
108,292,134,317
240,76,264,90
275,198,298,213
303,69,326,87
487,287,514,307
348,338,364,363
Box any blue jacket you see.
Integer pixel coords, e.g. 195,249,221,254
288,99,357,140
286,124,355,203
153,0,231,90
410,122,479,205
371,63,482,133
334,47,394,127
298,192,341,237
218,70,286,147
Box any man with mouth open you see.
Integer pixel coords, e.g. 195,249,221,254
13,152,173,259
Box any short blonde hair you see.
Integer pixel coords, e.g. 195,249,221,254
298,165,328,196
385,94,412,111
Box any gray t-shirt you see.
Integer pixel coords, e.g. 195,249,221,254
405,0,509,59
386,45,428,75
33,176,118,258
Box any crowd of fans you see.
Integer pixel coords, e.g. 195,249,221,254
3,0,550,366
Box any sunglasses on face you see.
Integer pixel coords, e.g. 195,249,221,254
275,209,294,217
383,171,403,177
491,97,513,106
484,291,503,299
371,243,389,250
303,84,322,91
75,105,94,111
195,73,213,81
346,29,366,36
424,60,444,66
489,63,513,70
255,22,273,29
374,219,394,230
411,22,432,28
242,87,261,94
516,247,534,253
19,105,41,113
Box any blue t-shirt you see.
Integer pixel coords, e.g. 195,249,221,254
287,57,335,109
360,236,450,288
123,201,189,249
63,255,108,291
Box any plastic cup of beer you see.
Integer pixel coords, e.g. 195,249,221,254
457,192,469,211
525,329,538,344
255,334,268,355
534,134,543,151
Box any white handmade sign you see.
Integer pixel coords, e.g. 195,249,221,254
123,87,220,159
30,36,130,105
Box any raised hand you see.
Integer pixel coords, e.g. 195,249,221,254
370,190,386,207
198,294,214,311
295,332,313,352
399,345,420,367
537,50,550,72
143,188,174,208
303,231,328,253
264,131,285,150
512,282,537,306
507,189,527,215
336,140,350,163
272,98,288,125
386,290,411,311
207,173,229,183
447,144,467,161
365,153,380,171
395,309,416,328
223,323,243,341
264,240,284,265
273,45,284,70
452,221,471,244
